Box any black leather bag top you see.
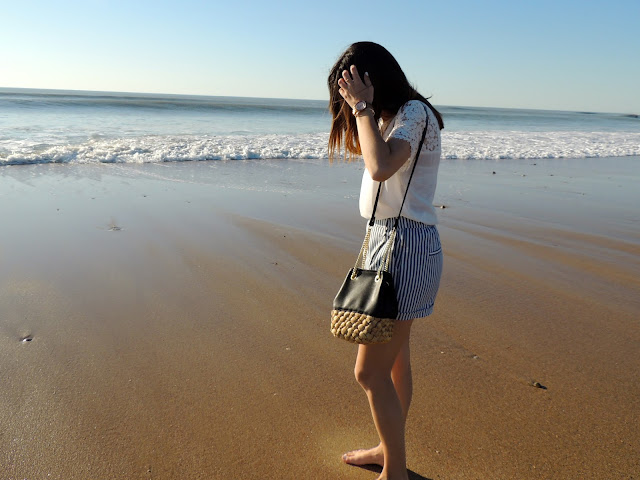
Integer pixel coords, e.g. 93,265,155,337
333,268,398,319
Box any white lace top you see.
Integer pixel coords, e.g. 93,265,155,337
359,100,441,225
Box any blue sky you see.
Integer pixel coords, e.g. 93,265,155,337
1,0,638,113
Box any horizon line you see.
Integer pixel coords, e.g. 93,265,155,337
1,86,637,117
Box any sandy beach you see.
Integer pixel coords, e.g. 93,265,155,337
1,157,639,479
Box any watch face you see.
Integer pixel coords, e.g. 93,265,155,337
355,101,367,111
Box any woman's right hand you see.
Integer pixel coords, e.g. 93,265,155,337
337,65,373,109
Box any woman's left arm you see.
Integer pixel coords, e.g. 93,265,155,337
338,65,411,182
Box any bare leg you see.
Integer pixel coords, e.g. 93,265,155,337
392,336,412,421
343,333,412,467
343,320,414,480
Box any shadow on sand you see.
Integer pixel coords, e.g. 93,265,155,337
355,464,434,480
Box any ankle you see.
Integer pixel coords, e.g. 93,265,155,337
378,468,409,480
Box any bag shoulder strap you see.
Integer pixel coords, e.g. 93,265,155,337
368,103,430,228
354,103,430,275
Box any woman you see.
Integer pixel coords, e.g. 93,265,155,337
328,42,445,480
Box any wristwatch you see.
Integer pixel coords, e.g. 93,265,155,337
352,100,374,117
353,100,369,114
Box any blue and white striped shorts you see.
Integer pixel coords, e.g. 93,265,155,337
364,217,443,321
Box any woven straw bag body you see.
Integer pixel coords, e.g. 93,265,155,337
330,311,394,344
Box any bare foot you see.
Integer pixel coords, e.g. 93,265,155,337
342,444,384,466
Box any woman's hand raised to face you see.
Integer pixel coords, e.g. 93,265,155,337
337,65,374,109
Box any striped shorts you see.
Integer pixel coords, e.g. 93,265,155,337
364,217,443,321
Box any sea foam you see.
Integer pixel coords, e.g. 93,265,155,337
1,131,639,166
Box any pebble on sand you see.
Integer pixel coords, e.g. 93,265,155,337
531,381,547,390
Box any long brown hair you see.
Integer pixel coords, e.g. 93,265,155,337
328,42,444,161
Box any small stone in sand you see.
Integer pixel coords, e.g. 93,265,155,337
108,218,122,231
21,335,33,343
531,381,547,390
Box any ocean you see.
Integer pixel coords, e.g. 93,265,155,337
1,88,639,167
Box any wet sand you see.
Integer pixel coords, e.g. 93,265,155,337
1,157,639,479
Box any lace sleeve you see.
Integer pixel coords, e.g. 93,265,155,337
387,100,434,172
